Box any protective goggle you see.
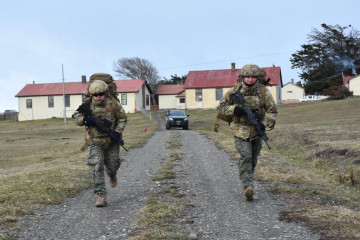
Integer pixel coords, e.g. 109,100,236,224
93,92,105,97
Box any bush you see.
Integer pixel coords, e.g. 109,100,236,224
323,85,353,100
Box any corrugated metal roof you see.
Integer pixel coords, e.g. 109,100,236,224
115,79,145,93
16,79,145,97
15,82,89,97
183,67,282,89
156,84,184,95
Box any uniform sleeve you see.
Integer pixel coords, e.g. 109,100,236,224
263,88,278,130
114,102,127,133
72,111,85,126
217,86,238,115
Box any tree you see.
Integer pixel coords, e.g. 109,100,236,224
113,57,160,104
290,24,360,94
158,74,187,85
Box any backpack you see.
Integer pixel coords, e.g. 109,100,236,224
84,73,119,102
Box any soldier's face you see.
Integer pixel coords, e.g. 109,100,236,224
92,92,106,103
244,76,257,85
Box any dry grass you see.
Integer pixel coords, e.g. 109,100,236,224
188,97,360,239
0,112,158,234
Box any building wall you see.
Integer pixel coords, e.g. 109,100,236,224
267,85,282,104
185,87,231,109
349,76,360,96
159,95,178,109
18,95,83,121
281,83,304,103
177,98,186,109
120,92,137,113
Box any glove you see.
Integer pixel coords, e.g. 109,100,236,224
234,106,246,117
254,112,264,122
113,131,124,145
83,117,96,126
259,123,266,132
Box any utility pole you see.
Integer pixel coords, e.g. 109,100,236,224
62,64,67,124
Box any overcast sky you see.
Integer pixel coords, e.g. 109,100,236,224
1,0,359,112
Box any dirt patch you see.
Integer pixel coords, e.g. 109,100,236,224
314,149,349,159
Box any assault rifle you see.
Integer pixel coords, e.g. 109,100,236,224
230,92,271,150
76,99,128,152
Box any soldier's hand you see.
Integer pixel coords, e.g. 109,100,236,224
83,117,96,126
234,106,245,117
113,131,123,144
254,112,264,122
259,123,266,132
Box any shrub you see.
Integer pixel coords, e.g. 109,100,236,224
323,85,353,100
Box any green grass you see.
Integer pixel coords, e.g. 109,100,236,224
0,112,158,234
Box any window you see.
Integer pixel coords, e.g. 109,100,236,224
26,99,32,108
121,94,127,105
287,91,293,93
179,98,185,103
216,88,223,101
65,95,70,107
195,89,202,101
48,96,54,108
146,94,150,106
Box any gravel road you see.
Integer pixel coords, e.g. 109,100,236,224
15,112,320,240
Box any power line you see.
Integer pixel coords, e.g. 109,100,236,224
158,51,291,71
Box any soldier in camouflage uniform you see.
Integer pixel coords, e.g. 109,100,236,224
217,64,277,201
73,76,127,207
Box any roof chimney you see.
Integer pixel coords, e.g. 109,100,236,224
81,75,86,83
231,62,236,71
291,79,294,84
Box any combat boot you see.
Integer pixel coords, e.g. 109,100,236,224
95,194,107,207
109,176,117,187
244,187,254,201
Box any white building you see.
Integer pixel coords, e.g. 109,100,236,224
281,80,304,103
16,78,151,121
157,84,185,109
349,75,360,96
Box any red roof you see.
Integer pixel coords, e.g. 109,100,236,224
156,84,184,95
115,79,145,93
184,67,282,89
16,79,145,97
343,76,354,84
16,82,89,97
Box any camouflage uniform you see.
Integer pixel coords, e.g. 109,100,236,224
217,79,277,189
73,97,127,195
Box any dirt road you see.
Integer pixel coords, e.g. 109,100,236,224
16,113,320,239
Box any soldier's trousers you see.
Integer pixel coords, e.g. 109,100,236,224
86,139,121,195
234,136,262,188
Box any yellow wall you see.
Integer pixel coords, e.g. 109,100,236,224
185,88,231,109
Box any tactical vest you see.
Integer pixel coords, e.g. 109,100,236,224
214,83,266,132
80,98,118,151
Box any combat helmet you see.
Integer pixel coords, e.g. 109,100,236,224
240,64,260,78
88,80,108,95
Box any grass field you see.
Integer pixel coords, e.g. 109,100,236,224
0,112,158,236
1,97,360,239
